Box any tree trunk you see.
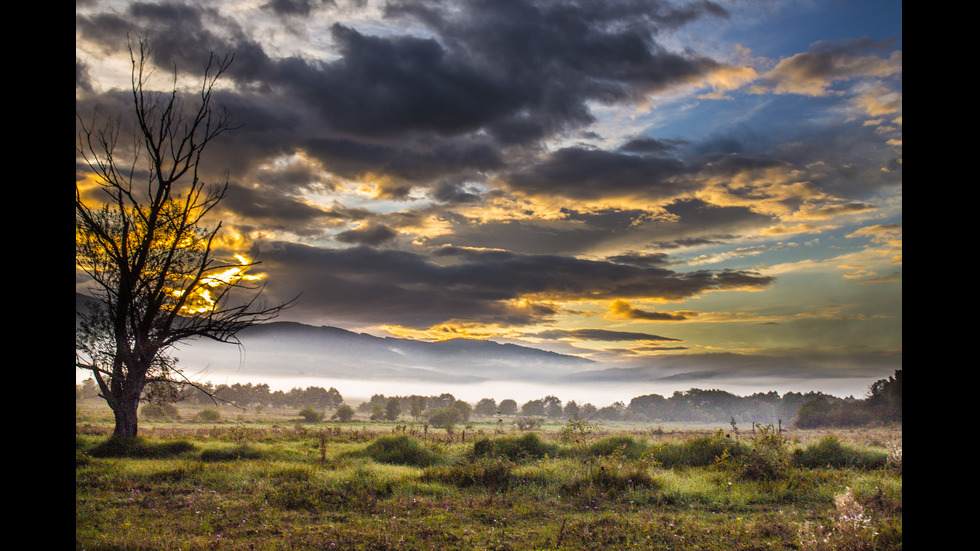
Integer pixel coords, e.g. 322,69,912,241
112,398,140,438
112,384,143,438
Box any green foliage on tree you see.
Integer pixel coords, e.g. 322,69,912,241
497,399,517,416
428,407,462,432
474,398,497,416
332,404,355,423
384,398,401,421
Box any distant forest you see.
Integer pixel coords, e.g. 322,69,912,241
77,370,901,429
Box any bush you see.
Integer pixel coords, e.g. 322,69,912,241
196,408,221,422
558,418,597,446
332,404,355,422
514,416,543,431
140,403,180,420
559,460,662,500
792,436,889,470
298,407,324,423
265,466,393,513
738,425,790,481
651,432,747,468
472,432,558,463
421,458,514,491
363,435,443,467
587,435,648,460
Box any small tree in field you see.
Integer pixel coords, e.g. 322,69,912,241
75,39,290,439
332,404,355,423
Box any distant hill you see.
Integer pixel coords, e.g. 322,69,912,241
76,294,593,384
214,320,594,383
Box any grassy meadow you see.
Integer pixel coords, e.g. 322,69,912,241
76,399,902,550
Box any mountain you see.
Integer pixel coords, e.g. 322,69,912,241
77,295,592,385
203,321,594,384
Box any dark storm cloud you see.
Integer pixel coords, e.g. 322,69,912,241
262,0,330,17
504,146,691,200
76,59,93,92
221,184,331,234
256,243,773,328
78,0,737,199
382,0,729,144
618,137,687,154
301,134,503,195
278,24,517,138
336,223,399,246
420,197,768,258
432,180,483,204
606,252,672,267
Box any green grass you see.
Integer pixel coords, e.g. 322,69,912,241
76,418,901,550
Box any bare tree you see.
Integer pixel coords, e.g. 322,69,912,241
75,39,291,438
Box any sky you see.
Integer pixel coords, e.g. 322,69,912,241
76,0,902,402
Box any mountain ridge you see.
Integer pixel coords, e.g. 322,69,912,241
77,294,593,384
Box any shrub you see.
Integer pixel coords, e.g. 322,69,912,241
651,432,747,468
421,458,515,491
298,407,324,423
140,403,180,420
587,435,648,460
559,460,662,500
196,408,221,422
738,424,790,481
332,404,355,422
558,418,597,446
363,435,443,467
514,416,543,431
265,466,393,513
472,432,558,463
792,436,889,470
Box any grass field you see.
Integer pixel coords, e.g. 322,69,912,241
76,399,902,550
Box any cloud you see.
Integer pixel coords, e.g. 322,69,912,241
503,146,691,201
256,243,774,328
335,223,399,245
752,38,902,97
530,328,681,342
608,299,698,321
76,0,744,199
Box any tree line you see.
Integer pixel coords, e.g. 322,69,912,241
77,370,900,429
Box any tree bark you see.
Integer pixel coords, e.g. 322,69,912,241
112,395,140,438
